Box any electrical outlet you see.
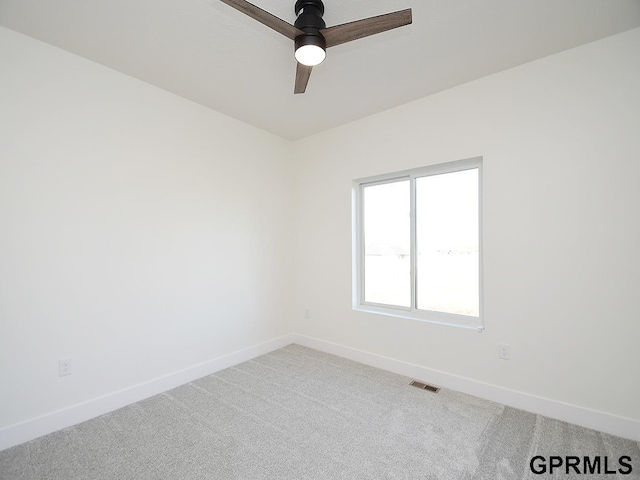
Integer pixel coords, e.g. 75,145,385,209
498,344,510,360
59,358,72,376
304,308,310,320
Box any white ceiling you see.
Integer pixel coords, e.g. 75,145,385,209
2,0,639,140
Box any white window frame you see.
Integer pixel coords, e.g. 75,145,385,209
352,157,484,331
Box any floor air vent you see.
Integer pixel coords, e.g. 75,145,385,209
410,381,441,393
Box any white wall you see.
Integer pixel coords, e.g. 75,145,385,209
0,27,293,430
291,28,640,422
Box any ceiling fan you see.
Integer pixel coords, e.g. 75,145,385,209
220,0,412,94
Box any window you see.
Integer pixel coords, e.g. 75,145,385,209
353,158,483,330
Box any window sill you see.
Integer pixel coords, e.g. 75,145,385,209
353,304,484,332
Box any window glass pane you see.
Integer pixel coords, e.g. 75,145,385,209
416,169,479,316
363,180,410,307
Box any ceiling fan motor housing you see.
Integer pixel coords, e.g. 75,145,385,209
294,0,326,51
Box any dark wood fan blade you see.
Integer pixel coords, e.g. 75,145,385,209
294,63,313,94
321,9,412,48
220,0,303,40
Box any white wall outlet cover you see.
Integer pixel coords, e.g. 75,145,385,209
59,358,72,376
498,344,510,360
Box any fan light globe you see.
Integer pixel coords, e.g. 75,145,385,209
295,44,326,66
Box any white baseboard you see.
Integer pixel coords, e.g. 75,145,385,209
0,334,296,451
291,334,640,442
